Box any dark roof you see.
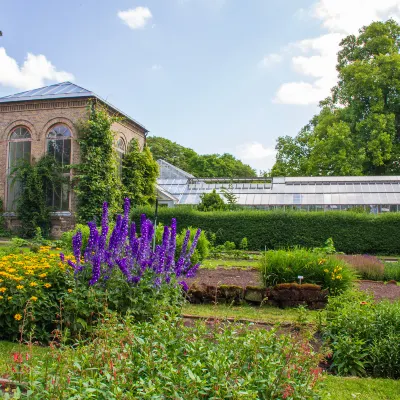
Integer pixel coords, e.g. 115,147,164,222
0,82,148,132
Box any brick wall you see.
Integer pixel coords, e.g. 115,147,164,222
0,97,146,237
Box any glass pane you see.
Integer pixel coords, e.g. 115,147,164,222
10,127,31,140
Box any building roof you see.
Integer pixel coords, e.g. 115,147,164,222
0,82,148,132
156,160,400,209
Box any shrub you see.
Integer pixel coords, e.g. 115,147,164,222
8,315,323,399
337,255,385,281
131,207,400,254
383,261,400,282
323,290,400,378
260,248,355,294
60,224,91,252
0,248,74,342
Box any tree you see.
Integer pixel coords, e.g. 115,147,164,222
147,136,256,177
272,19,400,176
221,183,238,209
122,140,159,206
197,189,226,211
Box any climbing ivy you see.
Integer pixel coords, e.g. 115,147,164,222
122,139,159,206
11,156,65,238
75,103,122,223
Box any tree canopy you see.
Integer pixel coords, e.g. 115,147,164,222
147,136,256,177
272,19,400,177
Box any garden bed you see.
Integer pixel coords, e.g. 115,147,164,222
357,280,400,301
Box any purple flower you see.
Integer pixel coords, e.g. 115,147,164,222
179,281,189,292
59,253,65,262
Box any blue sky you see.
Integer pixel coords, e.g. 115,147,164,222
1,0,400,173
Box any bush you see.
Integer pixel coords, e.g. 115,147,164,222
260,248,355,294
323,290,400,378
383,261,400,282
0,248,74,342
8,315,323,399
337,255,385,280
131,207,400,254
60,224,90,252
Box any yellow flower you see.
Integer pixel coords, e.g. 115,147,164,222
55,248,62,251
16,285,24,290
0,287,6,293
39,273,47,278
0,296,3,300
324,269,329,273
7,296,12,300
14,314,22,321
336,275,342,280
44,283,52,288
67,288,73,293
29,282,38,287
30,296,38,302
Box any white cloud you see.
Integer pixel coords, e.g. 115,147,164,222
151,64,162,71
235,142,276,172
118,6,152,30
258,53,283,68
273,0,400,105
0,48,74,91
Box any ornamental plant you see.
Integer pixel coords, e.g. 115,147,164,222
62,198,201,327
260,248,355,294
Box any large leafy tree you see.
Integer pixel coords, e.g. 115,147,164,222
147,136,256,177
272,19,400,176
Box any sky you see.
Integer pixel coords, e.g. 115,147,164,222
1,0,400,174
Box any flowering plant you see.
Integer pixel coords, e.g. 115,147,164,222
62,199,201,325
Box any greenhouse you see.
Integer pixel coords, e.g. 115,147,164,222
156,159,400,213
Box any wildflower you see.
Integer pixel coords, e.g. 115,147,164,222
7,296,12,300
14,314,22,321
0,287,6,293
29,282,38,287
67,288,73,293
360,301,368,305
0,296,3,300
324,269,329,273
179,281,189,292
16,285,24,290
30,296,38,302
44,283,52,288
39,273,47,278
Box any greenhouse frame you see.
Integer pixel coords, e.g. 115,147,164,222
156,159,400,213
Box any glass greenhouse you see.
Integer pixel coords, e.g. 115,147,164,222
156,159,400,213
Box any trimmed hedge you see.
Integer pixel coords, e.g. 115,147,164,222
132,207,400,254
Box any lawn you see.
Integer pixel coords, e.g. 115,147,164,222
182,303,322,324
322,376,400,399
202,258,260,269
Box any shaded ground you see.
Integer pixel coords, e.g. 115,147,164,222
357,280,400,301
187,267,400,301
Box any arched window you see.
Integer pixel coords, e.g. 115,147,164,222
46,124,72,211
7,127,32,210
116,137,126,177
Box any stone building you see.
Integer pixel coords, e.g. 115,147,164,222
0,82,148,236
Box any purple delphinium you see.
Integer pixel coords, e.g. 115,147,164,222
60,200,201,291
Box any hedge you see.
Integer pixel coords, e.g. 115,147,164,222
131,207,400,254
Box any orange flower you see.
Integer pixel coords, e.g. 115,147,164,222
14,314,22,321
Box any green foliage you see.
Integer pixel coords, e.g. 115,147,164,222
11,156,66,238
272,19,400,176
122,140,159,206
147,136,257,177
8,314,323,399
60,224,91,252
131,207,400,254
0,198,9,237
197,189,226,211
75,103,121,222
240,237,248,250
221,183,238,209
260,248,355,294
323,290,400,378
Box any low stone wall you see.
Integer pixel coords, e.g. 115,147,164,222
4,214,75,239
188,282,328,310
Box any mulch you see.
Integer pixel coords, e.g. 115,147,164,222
187,267,400,301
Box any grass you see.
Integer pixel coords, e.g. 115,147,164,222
321,376,400,399
0,341,49,376
182,303,322,324
202,258,259,269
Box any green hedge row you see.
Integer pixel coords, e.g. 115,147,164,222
131,207,400,254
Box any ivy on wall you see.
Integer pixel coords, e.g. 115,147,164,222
74,103,122,223
12,156,65,238
122,139,159,206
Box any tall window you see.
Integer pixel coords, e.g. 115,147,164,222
116,137,126,177
46,124,72,211
7,127,32,211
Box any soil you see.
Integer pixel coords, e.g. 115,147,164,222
357,280,400,301
187,267,262,288
187,268,400,301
